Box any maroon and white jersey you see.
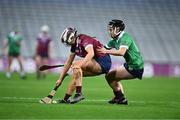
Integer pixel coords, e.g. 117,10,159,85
36,33,51,56
70,34,106,58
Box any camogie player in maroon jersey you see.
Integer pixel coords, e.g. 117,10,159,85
35,25,52,79
55,27,112,104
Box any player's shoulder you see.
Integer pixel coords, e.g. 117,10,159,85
124,32,134,38
37,33,43,38
78,34,94,42
121,32,133,41
78,34,91,40
7,32,14,37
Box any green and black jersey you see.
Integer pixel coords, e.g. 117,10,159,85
105,31,144,70
7,32,23,55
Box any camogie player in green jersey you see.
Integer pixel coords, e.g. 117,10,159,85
98,19,144,105
4,30,26,79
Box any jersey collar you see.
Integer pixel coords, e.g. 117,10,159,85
118,31,125,39
112,31,125,41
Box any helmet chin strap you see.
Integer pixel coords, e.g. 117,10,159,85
114,27,121,36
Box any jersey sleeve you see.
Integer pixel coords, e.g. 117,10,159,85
19,35,23,41
120,35,132,49
81,37,94,50
105,40,114,49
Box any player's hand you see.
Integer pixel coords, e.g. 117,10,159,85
97,46,107,54
56,79,62,86
71,63,83,69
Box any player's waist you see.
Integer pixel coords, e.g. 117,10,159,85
94,53,110,59
125,62,144,70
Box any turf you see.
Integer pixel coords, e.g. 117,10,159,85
0,72,180,119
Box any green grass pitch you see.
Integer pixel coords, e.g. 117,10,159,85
0,72,180,119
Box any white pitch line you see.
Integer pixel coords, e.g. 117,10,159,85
0,97,107,101
1,96,41,100
1,97,180,104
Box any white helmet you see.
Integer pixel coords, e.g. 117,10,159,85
60,27,77,46
41,25,49,32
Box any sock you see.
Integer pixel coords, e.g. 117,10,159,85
47,95,53,99
76,86,82,94
64,94,71,101
54,86,59,91
113,90,125,100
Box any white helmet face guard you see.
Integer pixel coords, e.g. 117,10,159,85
60,28,77,46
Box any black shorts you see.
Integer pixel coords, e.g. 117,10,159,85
8,52,20,57
124,63,144,79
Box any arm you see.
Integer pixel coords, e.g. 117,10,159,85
3,39,8,55
97,46,127,56
16,36,23,46
76,45,94,68
105,47,127,56
56,53,76,86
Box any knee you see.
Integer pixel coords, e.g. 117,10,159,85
105,71,118,83
72,66,82,86
105,72,115,81
105,74,113,84
72,65,82,77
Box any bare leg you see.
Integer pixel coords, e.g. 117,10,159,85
16,56,24,72
105,66,134,104
6,56,13,78
59,66,83,103
42,57,49,78
60,59,102,103
17,56,26,79
35,55,42,79
106,66,134,91
71,59,102,94
66,66,82,95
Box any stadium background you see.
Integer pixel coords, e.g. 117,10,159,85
0,0,180,75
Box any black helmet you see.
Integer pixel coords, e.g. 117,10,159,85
108,19,125,31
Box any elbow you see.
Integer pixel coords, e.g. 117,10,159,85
87,52,94,60
91,52,95,58
119,52,125,56
90,52,95,59
118,49,126,56
87,50,94,59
